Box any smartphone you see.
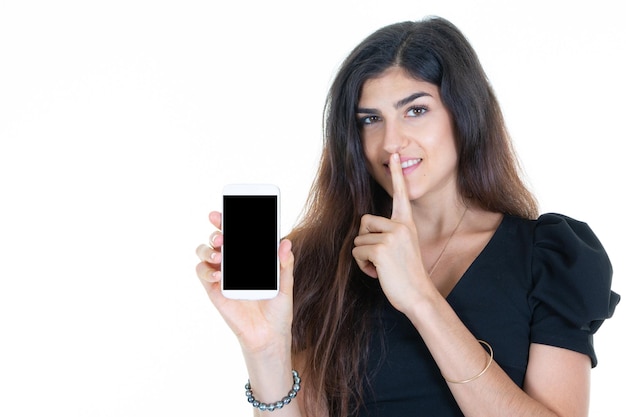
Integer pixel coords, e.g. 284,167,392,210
221,184,280,299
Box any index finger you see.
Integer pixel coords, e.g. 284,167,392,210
389,153,411,222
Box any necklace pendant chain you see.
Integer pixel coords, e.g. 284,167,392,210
427,207,468,276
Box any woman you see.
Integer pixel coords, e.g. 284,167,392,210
196,17,619,416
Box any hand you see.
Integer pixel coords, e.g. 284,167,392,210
195,211,295,354
352,153,429,313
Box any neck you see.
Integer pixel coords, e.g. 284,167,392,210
426,204,468,276
411,196,469,243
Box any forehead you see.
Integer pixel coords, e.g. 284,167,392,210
359,66,440,105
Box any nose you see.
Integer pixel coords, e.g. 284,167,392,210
382,120,408,154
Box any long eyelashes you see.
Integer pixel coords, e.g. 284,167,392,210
357,114,380,126
407,106,428,117
356,105,429,127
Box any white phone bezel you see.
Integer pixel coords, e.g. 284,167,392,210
221,183,280,300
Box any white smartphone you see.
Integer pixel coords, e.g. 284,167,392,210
221,184,280,300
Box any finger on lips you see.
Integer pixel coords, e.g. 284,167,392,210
389,153,411,222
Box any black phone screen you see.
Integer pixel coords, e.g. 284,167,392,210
222,195,278,290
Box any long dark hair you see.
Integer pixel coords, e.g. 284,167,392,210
288,16,538,416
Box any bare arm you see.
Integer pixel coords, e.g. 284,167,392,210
524,343,590,416
407,294,590,417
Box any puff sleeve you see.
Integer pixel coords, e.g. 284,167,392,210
530,213,620,367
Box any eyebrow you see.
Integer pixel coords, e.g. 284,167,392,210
356,92,432,114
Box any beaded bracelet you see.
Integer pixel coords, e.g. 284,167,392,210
245,369,301,412
443,340,494,384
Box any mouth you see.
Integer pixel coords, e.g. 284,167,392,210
384,157,422,170
400,158,421,169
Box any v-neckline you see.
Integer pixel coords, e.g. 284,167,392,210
444,213,509,300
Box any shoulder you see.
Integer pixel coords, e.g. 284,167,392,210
506,212,614,307
533,212,605,247
501,212,607,255
523,213,619,365
528,213,611,279
501,211,618,331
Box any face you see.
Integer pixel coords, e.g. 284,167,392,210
357,66,459,203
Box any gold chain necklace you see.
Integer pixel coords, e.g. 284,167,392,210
427,206,468,277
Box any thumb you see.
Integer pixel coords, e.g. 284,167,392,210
278,239,295,297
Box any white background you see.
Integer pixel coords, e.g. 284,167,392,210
1,0,623,415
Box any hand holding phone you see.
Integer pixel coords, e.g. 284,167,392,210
221,184,280,300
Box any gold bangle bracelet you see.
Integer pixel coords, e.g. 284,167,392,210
443,340,494,384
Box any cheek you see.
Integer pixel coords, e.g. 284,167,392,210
424,125,458,164
441,134,459,167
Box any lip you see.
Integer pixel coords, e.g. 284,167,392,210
384,156,422,175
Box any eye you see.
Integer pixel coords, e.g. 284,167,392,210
407,106,428,117
358,115,381,126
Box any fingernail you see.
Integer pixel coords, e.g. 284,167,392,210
392,153,400,162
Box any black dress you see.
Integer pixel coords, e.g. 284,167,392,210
356,213,620,417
